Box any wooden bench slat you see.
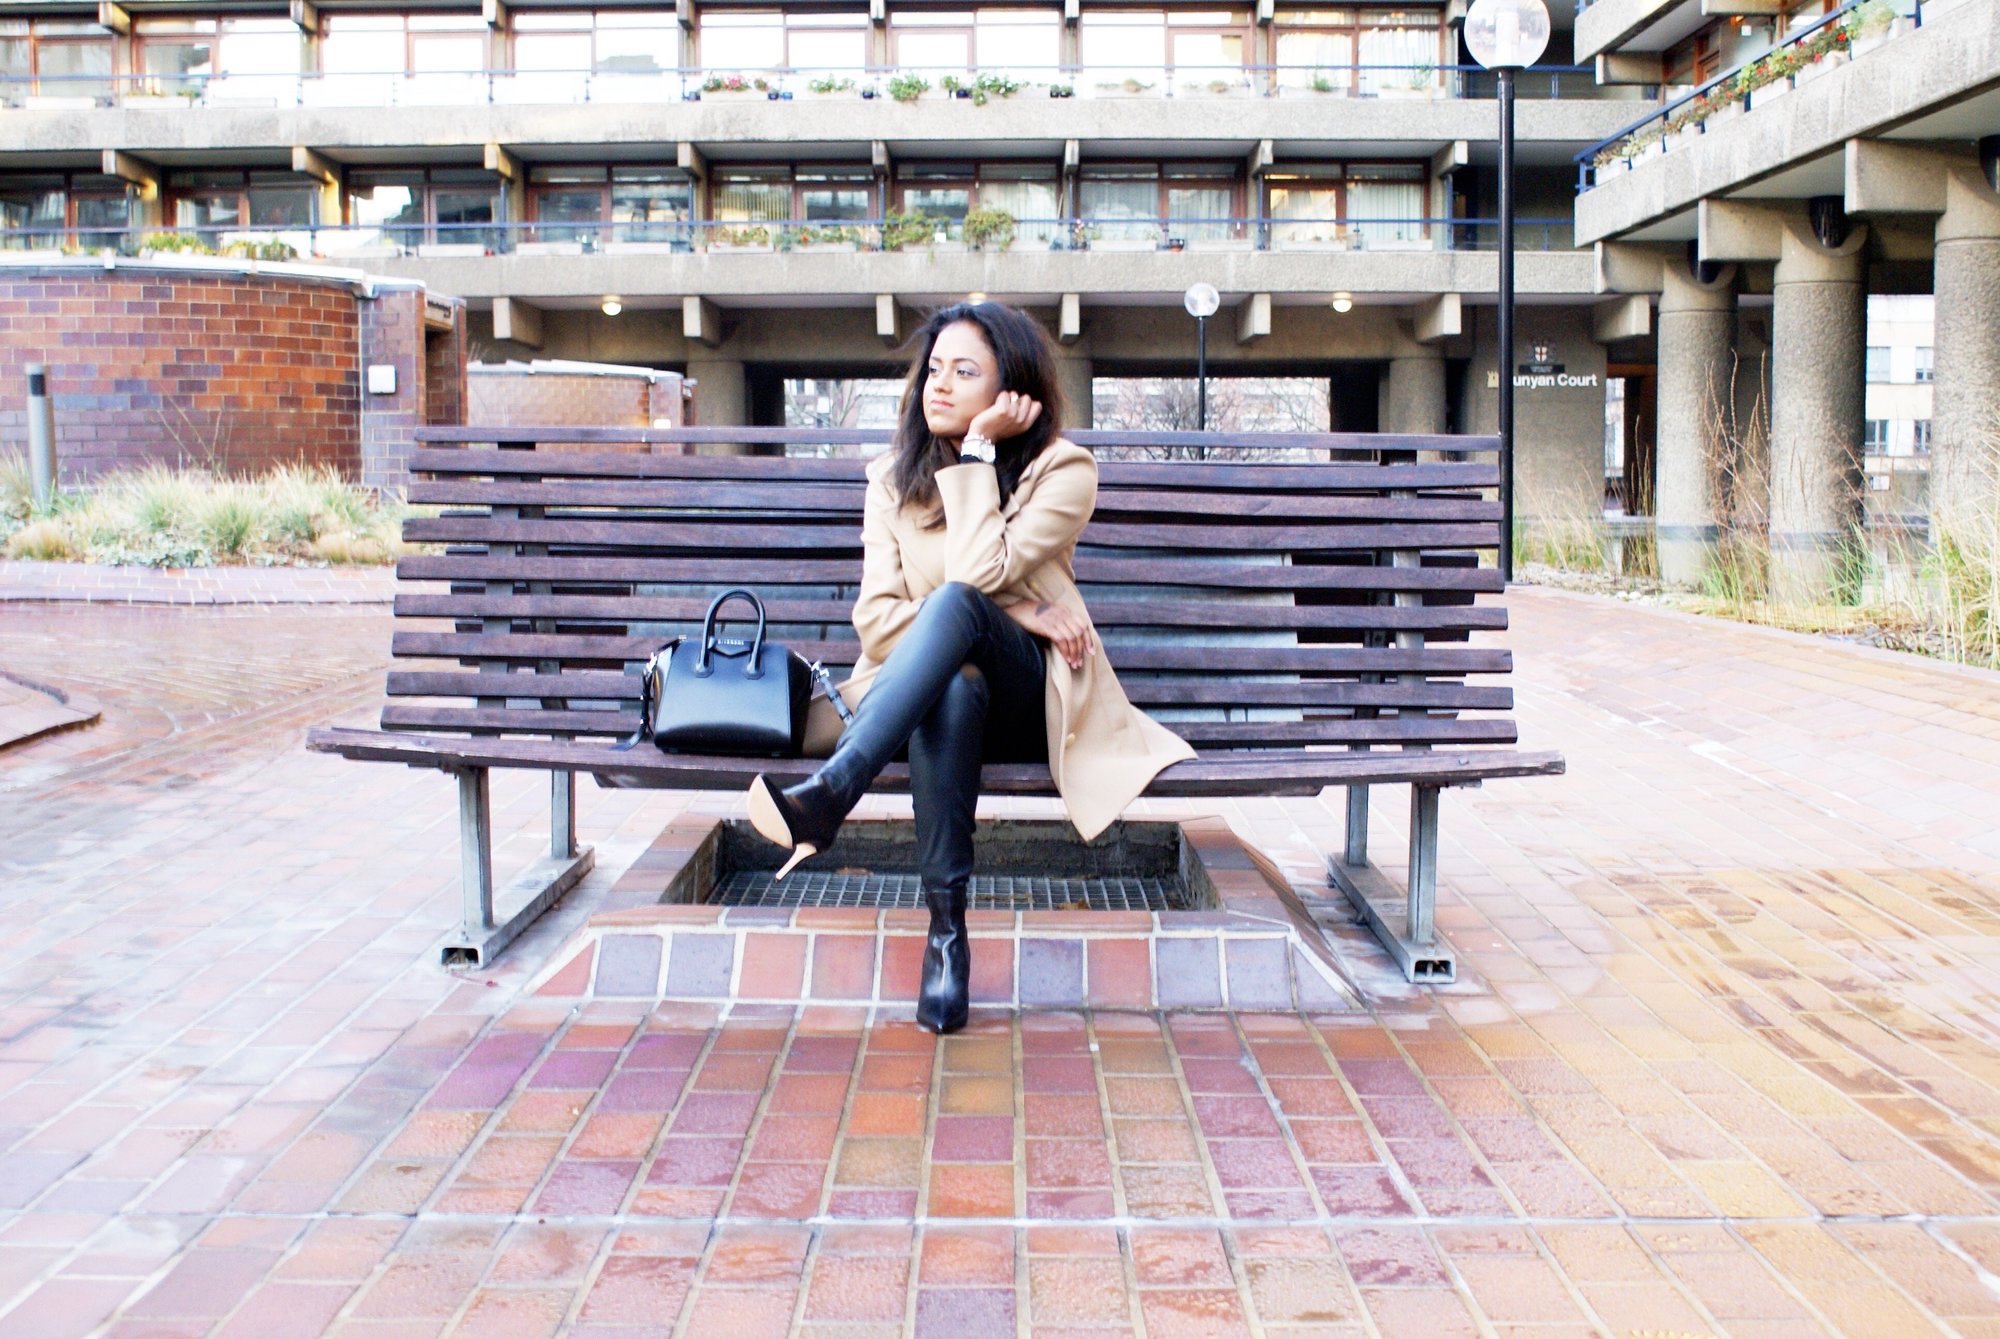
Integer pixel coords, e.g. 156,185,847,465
403,515,1504,553
392,592,1508,635
404,477,1504,522
389,630,1513,675
377,705,1515,747
413,425,1501,455
406,448,1500,492
307,724,1559,796
396,553,1505,595
383,670,1514,713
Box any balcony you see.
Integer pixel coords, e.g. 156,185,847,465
0,61,1607,114
1572,0,1992,243
0,216,1594,300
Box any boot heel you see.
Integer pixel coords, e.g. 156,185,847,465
774,844,818,881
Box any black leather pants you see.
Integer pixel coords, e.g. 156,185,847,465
813,582,1048,889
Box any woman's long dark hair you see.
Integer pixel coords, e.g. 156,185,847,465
888,301,1067,526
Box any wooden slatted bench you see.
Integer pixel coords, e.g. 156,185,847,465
307,425,1563,980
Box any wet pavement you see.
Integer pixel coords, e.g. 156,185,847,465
2,568,2000,1337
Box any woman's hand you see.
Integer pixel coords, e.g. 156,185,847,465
1003,598,1095,670
966,390,1043,445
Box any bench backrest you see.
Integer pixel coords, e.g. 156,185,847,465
385,427,1516,755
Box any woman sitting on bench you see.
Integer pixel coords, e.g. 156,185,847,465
747,300,1193,1034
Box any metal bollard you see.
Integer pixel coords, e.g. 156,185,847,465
26,363,55,509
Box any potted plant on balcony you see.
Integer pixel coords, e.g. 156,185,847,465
887,72,930,103
1094,76,1157,97
701,73,770,97
960,208,1017,252
709,224,774,253
786,224,863,253
881,211,942,252
806,74,858,98
138,231,216,259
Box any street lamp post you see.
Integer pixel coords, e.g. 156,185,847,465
1184,282,1220,433
1464,0,1550,585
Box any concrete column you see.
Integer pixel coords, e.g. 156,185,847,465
1932,168,2000,531
1382,353,1446,436
1055,356,1093,431
684,357,748,454
1770,221,1868,603
1653,260,1737,586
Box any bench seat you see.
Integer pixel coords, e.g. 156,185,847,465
310,424,1565,979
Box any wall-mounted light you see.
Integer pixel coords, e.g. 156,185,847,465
1330,292,1354,314
967,291,987,302
601,295,623,316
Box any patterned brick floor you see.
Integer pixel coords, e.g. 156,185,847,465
2,586,2000,1336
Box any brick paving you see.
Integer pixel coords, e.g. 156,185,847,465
2,585,2000,1336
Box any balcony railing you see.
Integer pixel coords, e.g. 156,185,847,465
0,216,1578,259
1574,0,1921,192
0,61,1600,111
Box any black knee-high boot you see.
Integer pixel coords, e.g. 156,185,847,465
916,882,970,1034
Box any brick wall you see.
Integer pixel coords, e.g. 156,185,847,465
0,269,362,481
467,369,657,426
0,262,466,488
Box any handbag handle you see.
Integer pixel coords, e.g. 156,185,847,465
696,588,767,677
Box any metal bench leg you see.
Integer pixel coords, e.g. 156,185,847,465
441,766,596,969
1327,782,1456,985
1344,784,1369,866
1407,783,1439,946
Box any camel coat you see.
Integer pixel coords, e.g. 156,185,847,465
805,440,1195,841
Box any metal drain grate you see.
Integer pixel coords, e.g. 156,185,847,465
711,869,1187,912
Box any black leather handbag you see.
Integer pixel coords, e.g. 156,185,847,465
616,588,849,757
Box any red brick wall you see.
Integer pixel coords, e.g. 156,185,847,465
468,370,655,426
0,269,362,482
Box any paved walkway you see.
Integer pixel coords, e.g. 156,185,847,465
2,584,1999,1336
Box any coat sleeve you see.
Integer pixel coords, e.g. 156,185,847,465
850,466,922,662
936,444,1096,595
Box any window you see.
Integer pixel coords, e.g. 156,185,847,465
344,168,504,250
976,164,1060,244
135,17,303,96
1864,419,1891,452
1264,163,1428,247
1077,8,1252,96
1078,163,1244,244
887,9,1060,82
700,10,869,76
1912,419,1932,454
713,166,876,227
0,18,115,105
1273,8,1444,96
171,170,319,244
1865,345,1891,383
1915,346,1934,382
512,10,677,75
528,165,694,246
319,13,487,104
1663,26,1721,94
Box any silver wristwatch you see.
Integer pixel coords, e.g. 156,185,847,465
958,432,996,464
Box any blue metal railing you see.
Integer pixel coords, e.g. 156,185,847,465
0,215,1579,257
1573,0,1920,192
0,60,1603,109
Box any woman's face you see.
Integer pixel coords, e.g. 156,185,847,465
921,320,1001,440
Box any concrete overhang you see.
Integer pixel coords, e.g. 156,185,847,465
349,248,1599,306
1576,0,1712,64
1575,0,2000,245
0,96,1645,166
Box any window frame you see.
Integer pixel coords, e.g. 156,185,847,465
1269,6,1448,94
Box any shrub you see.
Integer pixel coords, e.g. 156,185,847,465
881,211,942,250
140,232,215,256
4,520,72,561
887,72,930,102
960,208,1017,251
200,492,261,556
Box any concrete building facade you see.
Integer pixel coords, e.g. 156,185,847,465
1576,0,1998,593
0,0,1650,526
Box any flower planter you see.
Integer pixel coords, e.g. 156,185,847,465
707,242,774,253
516,241,586,256
1088,237,1160,252
415,243,489,257
604,241,691,254
1747,79,1791,111
1186,237,1255,253
793,242,859,253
